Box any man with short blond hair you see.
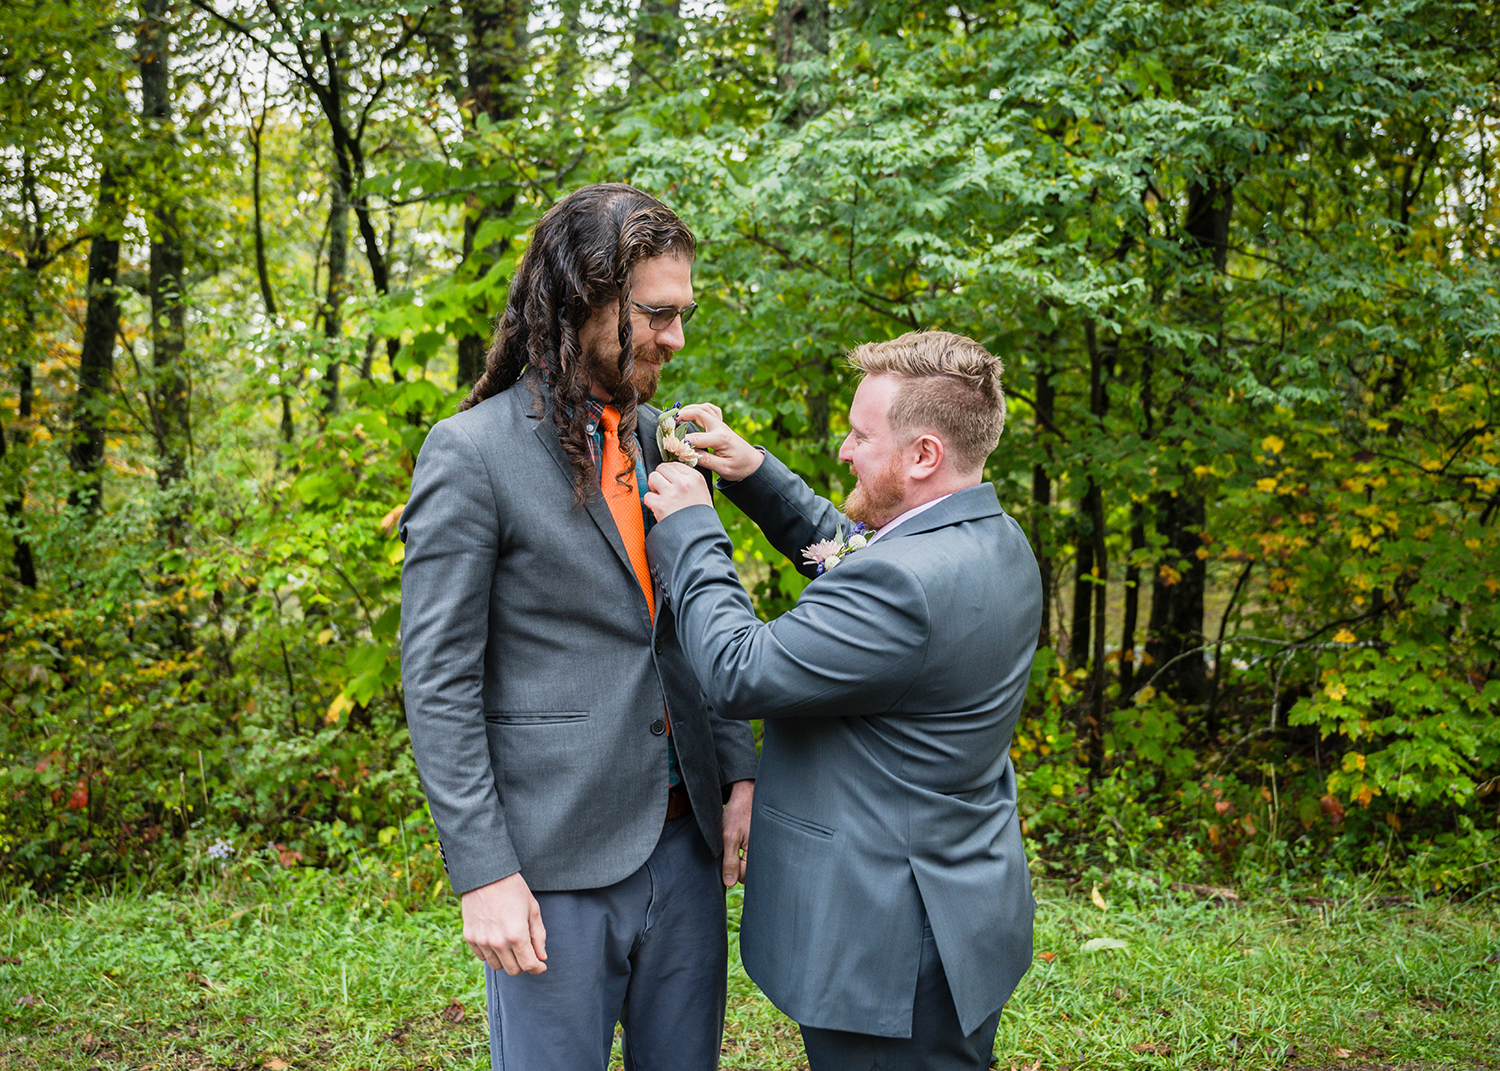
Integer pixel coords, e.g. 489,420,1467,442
644,329,1041,1071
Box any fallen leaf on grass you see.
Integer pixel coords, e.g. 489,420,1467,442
265,1060,290,1070
1091,885,1109,911
1333,1047,1353,1058
16,993,39,1006
1131,1042,1171,1055
0,956,20,965
1080,937,1129,953
440,999,465,1023
1170,882,1240,903
1037,951,1057,963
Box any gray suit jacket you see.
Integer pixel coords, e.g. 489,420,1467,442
646,451,1041,1038
399,370,759,894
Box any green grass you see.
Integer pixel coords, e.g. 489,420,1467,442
2,867,1496,1070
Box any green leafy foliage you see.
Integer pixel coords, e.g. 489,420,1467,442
1,0,1496,893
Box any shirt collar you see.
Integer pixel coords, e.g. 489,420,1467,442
866,494,952,545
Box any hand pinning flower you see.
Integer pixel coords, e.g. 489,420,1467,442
656,404,700,467
801,522,873,575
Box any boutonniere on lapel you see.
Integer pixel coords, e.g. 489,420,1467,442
655,404,700,467
802,522,872,575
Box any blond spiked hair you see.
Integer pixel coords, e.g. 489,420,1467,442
848,330,1006,473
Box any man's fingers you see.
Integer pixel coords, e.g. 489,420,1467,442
530,908,548,964
460,874,547,976
677,402,722,429
722,849,744,887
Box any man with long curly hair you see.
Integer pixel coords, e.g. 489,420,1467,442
400,183,757,1070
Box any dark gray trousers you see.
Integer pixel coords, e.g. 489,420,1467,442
798,919,1001,1071
483,814,727,1070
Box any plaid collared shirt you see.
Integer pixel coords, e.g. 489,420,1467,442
584,398,654,535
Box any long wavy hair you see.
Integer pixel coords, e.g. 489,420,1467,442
460,183,696,505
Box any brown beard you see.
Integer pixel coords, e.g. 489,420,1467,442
843,453,906,529
583,336,671,405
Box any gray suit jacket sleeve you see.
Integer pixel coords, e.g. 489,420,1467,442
647,502,931,722
717,450,847,581
399,417,521,893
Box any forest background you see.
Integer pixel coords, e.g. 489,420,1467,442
1,0,1497,900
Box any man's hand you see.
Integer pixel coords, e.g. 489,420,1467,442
676,403,764,483
461,872,548,976
645,461,713,521
721,779,754,888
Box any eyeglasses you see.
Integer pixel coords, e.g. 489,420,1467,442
631,300,698,331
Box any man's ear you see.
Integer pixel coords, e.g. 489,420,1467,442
908,433,945,480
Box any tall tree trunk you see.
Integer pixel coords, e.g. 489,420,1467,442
139,0,189,509
1068,529,1093,667
1077,318,1111,777
1120,499,1146,694
455,0,528,390
1145,485,1209,699
248,90,293,442
1030,349,1056,648
322,153,349,418
775,0,829,127
1,367,37,587
6,149,43,586
70,166,124,513
1144,178,1228,704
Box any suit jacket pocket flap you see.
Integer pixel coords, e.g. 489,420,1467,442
485,711,589,724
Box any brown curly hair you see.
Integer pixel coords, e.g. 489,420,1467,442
460,183,696,505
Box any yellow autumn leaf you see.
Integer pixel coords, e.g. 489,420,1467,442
1333,629,1356,644
1325,681,1348,701
1256,477,1278,493
326,694,354,726
1261,435,1285,455
1091,885,1109,911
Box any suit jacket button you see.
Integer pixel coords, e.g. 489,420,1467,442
653,638,663,655
650,719,666,736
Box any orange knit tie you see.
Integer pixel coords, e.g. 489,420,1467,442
599,405,656,622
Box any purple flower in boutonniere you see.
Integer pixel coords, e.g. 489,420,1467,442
655,404,700,466
802,522,872,575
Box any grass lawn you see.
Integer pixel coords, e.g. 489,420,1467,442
2,867,1496,1070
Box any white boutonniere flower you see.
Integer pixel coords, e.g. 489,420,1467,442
801,522,872,575
656,404,699,467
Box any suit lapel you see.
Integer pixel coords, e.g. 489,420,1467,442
524,373,657,625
